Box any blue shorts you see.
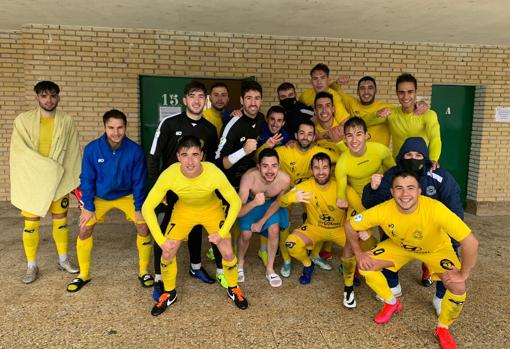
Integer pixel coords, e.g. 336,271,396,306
239,199,289,238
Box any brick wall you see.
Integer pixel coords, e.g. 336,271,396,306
1,24,509,214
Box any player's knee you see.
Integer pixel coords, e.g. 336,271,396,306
240,231,252,241
78,226,93,240
285,234,305,257
135,223,149,237
445,281,466,295
267,224,279,239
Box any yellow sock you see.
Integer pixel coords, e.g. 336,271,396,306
22,220,40,263
136,234,152,276
341,256,357,287
77,236,93,280
161,257,177,292
361,235,378,251
279,228,291,263
286,234,311,267
222,256,238,288
52,217,69,256
359,269,393,301
323,241,333,253
438,290,466,327
310,241,323,259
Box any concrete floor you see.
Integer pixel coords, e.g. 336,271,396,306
0,202,509,348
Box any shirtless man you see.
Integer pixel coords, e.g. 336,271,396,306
237,148,291,287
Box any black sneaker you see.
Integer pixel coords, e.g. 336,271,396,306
227,286,248,310
151,290,177,316
343,286,356,308
189,266,215,284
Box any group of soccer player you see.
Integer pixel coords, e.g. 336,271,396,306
11,63,479,349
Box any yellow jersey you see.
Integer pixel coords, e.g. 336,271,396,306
280,177,346,230
349,196,471,253
299,87,350,124
142,162,241,244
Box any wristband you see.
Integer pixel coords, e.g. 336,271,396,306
227,148,247,165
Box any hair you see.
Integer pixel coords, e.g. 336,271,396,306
177,135,203,153
34,80,60,95
396,73,417,90
184,80,207,96
358,76,377,89
311,152,331,168
266,105,286,120
310,63,330,77
314,91,334,107
297,119,316,133
277,82,295,93
102,109,127,125
241,80,263,98
343,116,367,133
391,168,420,187
210,82,229,93
258,148,279,164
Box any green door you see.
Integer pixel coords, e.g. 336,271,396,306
431,85,475,206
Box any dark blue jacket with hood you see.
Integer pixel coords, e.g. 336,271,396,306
362,137,464,219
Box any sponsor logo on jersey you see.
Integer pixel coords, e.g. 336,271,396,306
97,158,104,163
61,197,69,209
353,213,363,222
175,131,182,136
413,230,423,239
240,137,246,142
285,241,296,249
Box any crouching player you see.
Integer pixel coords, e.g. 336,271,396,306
279,152,358,308
345,169,478,349
142,136,247,316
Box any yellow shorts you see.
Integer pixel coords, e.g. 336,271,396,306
86,195,145,226
22,195,70,218
165,200,229,241
295,223,346,248
370,239,461,281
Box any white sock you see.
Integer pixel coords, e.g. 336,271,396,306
216,268,224,275
58,254,68,263
154,274,162,282
27,260,37,268
386,296,397,305
191,263,201,270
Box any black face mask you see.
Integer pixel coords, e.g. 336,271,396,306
401,158,425,172
280,97,296,109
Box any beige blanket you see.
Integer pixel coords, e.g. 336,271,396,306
10,107,81,216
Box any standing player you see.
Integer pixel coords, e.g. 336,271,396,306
215,80,265,190
10,81,81,283
237,148,290,287
365,73,441,168
66,109,152,292
346,170,478,349
142,136,247,315
276,82,314,138
203,82,230,137
298,63,350,124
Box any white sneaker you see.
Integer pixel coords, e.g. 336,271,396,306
433,295,442,316
58,259,79,274
22,265,39,284
311,257,333,271
375,283,402,302
343,286,356,308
